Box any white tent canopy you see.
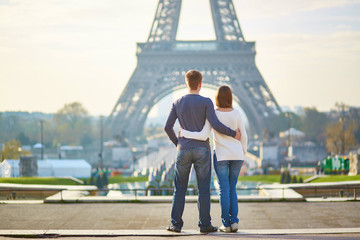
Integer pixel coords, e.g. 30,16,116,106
279,128,305,138
0,160,20,177
40,159,91,178
33,143,44,149
1,159,91,179
37,160,53,177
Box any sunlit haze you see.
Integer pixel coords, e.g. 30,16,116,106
1,0,359,116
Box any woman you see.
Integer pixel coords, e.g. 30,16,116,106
179,85,247,233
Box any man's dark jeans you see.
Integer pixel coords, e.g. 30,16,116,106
171,147,212,229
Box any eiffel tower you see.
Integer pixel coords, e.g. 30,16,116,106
109,0,281,141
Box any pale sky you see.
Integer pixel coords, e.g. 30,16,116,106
1,0,359,116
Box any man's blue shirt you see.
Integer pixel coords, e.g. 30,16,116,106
164,94,236,150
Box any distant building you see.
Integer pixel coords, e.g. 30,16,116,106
260,142,328,168
103,141,133,168
280,106,292,113
261,142,279,168
293,106,304,115
0,160,10,177
59,146,84,159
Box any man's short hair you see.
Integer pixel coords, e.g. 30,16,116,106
216,85,233,108
185,70,203,90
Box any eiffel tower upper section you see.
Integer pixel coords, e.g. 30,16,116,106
141,0,247,50
109,0,281,141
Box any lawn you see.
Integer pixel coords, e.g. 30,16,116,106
108,175,148,184
237,174,360,184
237,175,311,184
5,175,357,185
0,175,149,185
309,175,360,183
0,177,81,185
238,175,281,183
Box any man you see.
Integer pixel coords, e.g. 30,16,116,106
164,70,241,233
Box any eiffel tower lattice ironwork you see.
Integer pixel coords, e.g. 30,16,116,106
109,0,281,140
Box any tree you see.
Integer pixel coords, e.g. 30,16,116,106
268,112,302,138
0,114,21,142
301,107,328,143
54,102,88,129
325,103,358,155
1,140,21,160
16,132,30,145
80,133,93,147
326,122,357,155
348,107,360,145
0,113,4,140
53,102,94,145
292,176,297,183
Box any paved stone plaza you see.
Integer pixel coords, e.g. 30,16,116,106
1,202,359,230
1,233,360,240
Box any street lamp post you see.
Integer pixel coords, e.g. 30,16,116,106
129,145,137,175
57,143,61,159
99,116,104,169
39,120,44,160
17,147,22,178
285,112,293,170
340,106,346,155
18,147,22,160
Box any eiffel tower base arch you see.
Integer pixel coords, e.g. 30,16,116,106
109,41,279,141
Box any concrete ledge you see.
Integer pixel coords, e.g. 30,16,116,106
0,183,97,191
306,197,358,202
0,200,43,204
44,195,305,203
1,228,360,237
261,185,304,200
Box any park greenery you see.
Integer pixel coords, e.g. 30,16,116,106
238,174,283,183
1,174,358,186
238,174,306,184
239,174,360,184
0,175,149,186
0,177,83,185
0,102,359,160
0,102,112,154
309,175,360,183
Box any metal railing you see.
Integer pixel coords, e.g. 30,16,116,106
1,186,359,201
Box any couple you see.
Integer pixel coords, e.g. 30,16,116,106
164,70,248,233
